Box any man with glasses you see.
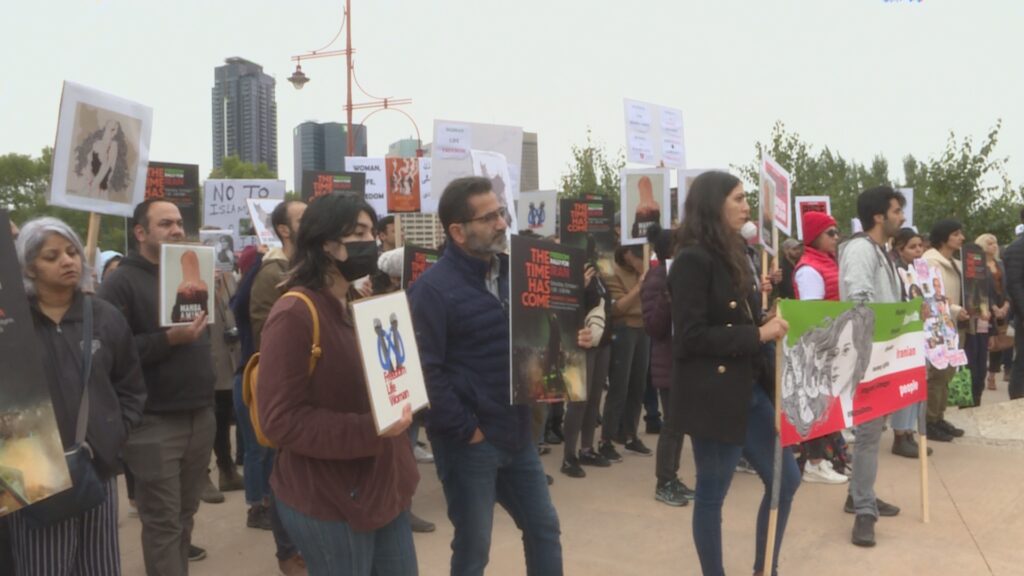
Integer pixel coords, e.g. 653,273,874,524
408,177,583,575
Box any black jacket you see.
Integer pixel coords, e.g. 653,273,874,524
30,292,146,479
669,245,763,444
1004,237,1024,320
98,252,215,413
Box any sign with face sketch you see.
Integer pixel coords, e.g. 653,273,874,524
777,299,927,446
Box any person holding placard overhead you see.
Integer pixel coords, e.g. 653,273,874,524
668,171,798,576
9,217,146,576
256,193,418,575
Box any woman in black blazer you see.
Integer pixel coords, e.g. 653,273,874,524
668,171,799,576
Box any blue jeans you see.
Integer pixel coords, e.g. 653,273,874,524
890,402,924,432
690,386,800,576
431,436,562,576
275,499,417,576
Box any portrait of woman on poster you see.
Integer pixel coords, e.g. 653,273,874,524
217,235,236,269
73,119,130,200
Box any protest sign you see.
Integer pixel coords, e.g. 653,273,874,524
510,235,587,404
160,244,216,326
300,171,366,204
517,190,558,237
199,230,236,272
961,243,990,320
350,292,430,434
432,119,523,206
762,155,793,238
620,168,671,246
344,158,387,216
418,157,435,213
246,198,283,248
622,98,686,168
470,150,519,232
677,168,724,224
49,82,153,218
777,299,927,446
898,187,914,229
0,212,72,516
146,162,200,238
203,179,285,250
794,196,832,240
899,259,967,369
758,168,778,256
385,157,421,213
402,246,439,290
559,197,617,275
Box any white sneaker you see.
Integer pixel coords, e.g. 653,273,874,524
414,445,434,463
802,460,848,484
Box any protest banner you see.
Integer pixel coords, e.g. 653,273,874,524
432,119,523,205
470,150,519,232
777,299,927,447
900,259,968,369
622,98,686,168
0,212,72,516
199,230,236,272
559,197,617,275
401,246,439,290
145,162,200,239
510,234,587,404
794,196,832,240
300,170,366,204
620,168,671,246
159,244,216,326
350,292,430,434
203,179,285,251
385,157,421,213
517,190,558,238
246,198,284,248
49,82,153,218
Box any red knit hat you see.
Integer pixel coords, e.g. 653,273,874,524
802,211,837,246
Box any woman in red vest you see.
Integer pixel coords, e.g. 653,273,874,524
793,210,851,484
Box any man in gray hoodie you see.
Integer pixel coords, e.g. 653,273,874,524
837,186,906,548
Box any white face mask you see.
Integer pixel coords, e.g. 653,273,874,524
740,221,758,241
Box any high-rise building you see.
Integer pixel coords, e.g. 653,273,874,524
387,137,424,158
212,57,278,174
521,131,539,192
399,212,445,249
293,122,367,192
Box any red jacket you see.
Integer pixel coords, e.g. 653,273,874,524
794,247,839,301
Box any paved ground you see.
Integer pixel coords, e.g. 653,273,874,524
118,385,1024,576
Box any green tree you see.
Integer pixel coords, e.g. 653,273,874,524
209,156,277,179
1,147,126,253
560,129,625,210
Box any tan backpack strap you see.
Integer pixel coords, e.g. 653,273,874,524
281,291,323,375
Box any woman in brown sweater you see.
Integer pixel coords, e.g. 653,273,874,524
257,193,418,575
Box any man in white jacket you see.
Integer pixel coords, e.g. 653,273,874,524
837,186,906,548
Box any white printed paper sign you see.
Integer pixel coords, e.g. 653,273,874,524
344,157,387,216
246,198,283,248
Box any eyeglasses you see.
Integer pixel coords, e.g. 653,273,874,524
462,206,508,225
824,228,840,238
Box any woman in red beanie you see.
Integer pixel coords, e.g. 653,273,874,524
793,210,851,484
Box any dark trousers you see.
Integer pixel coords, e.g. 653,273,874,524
643,369,661,427
654,387,684,487
1011,319,1024,399
690,386,800,576
563,346,611,460
601,326,650,442
213,389,234,469
431,437,562,576
965,333,990,407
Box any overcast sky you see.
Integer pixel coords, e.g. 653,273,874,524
3,0,1023,193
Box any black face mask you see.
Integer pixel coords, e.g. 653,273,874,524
335,240,379,281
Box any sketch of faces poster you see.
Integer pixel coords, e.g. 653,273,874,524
620,168,671,246
350,292,430,434
246,198,283,248
470,150,518,232
900,259,968,369
199,230,236,273
49,82,153,217
160,244,215,327
0,212,72,516
777,299,927,446
386,157,421,213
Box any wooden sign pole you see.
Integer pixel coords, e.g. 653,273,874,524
84,212,101,269
919,404,930,522
763,306,785,573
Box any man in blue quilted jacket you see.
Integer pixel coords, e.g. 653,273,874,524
409,176,586,576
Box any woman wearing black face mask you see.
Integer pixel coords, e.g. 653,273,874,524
256,193,419,575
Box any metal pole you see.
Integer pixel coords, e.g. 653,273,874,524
345,0,354,156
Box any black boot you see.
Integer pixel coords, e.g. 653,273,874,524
852,514,877,547
905,433,933,456
891,433,917,458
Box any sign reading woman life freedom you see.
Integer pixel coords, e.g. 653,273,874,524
777,299,927,446
49,82,153,218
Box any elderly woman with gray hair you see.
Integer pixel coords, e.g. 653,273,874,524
9,217,145,576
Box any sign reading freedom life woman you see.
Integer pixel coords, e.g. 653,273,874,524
777,299,927,447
